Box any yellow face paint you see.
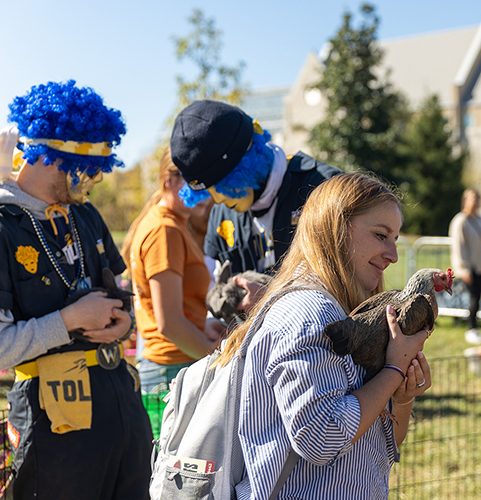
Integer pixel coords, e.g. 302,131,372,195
67,169,103,204
207,186,254,213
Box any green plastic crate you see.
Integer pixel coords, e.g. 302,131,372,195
142,392,169,439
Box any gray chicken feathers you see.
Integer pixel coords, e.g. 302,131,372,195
323,268,453,382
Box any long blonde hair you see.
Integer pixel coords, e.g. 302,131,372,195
121,146,182,271
217,172,402,366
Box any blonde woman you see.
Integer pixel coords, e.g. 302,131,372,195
122,147,224,394
219,172,431,499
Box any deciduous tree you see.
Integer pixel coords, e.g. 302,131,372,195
151,8,249,183
89,164,144,234
172,8,247,114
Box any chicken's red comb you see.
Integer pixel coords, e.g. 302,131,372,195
447,268,454,285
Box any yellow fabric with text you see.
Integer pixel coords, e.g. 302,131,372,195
37,351,92,434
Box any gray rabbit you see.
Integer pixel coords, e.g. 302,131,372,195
205,260,271,324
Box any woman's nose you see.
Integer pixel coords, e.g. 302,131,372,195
385,242,398,264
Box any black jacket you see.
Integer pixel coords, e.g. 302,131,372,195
0,201,125,323
204,151,342,274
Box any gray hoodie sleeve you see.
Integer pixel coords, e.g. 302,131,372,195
0,309,71,370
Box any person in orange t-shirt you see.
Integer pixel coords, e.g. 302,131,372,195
122,147,224,393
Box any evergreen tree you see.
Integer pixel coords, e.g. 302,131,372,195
309,4,408,184
399,95,466,236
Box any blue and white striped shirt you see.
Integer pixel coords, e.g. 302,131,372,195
237,289,398,500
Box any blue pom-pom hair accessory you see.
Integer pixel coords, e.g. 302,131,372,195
180,120,274,208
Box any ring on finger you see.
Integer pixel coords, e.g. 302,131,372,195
417,378,426,389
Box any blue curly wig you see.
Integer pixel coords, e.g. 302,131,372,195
180,128,274,207
7,80,126,182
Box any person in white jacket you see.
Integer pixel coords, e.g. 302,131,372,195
449,188,481,344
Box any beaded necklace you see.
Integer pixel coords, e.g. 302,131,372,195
20,206,87,293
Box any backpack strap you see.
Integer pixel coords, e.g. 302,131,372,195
238,284,316,497
195,349,221,402
268,450,300,500
239,284,309,357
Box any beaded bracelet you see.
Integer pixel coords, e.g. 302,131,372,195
383,364,406,382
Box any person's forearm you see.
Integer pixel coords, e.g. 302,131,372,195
351,367,404,443
160,316,212,360
149,271,218,359
392,399,414,446
0,310,70,370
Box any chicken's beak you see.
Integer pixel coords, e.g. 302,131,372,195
445,286,453,296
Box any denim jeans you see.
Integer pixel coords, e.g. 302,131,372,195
138,358,193,394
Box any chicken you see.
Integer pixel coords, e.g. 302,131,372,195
205,260,271,324
65,267,133,340
323,268,454,382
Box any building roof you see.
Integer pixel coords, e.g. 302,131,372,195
240,23,481,156
244,24,481,124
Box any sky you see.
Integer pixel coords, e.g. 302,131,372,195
1,0,480,169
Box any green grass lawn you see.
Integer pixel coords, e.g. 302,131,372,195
423,316,468,358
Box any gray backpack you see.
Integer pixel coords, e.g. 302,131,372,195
150,288,301,500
